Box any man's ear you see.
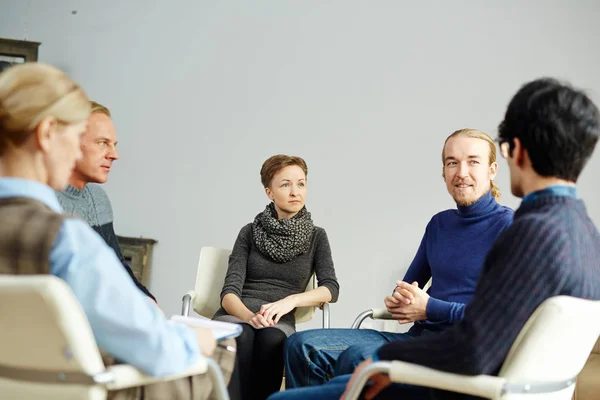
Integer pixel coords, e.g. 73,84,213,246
512,137,529,168
34,116,57,153
489,161,498,180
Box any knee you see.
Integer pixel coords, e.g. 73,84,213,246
284,331,306,357
284,330,319,365
235,324,255,350
338,345,363,363
335,345,366,375
255,328,287,351
285,329,325,354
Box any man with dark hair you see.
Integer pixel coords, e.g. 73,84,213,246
270,77,600,400
56,101,156,301
497,78,600,192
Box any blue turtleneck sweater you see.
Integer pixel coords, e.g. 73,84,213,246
375,185,600,400
405,191,514,334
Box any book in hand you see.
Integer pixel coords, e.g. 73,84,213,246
171,315,243,341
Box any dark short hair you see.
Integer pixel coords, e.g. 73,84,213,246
498,78,600,182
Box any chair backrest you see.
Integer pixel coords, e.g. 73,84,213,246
423,278,432,292
497,296,600,400
192,247,316,323
192,247,232,318
295,274,316,323
0,275,107,399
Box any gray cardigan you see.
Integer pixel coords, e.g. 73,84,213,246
213,223,339,335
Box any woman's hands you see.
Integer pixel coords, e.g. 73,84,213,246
247,296,298,328
248,312,274,328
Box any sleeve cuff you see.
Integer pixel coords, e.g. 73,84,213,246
426,297,451,322
322,283,340,303
220,289,240,302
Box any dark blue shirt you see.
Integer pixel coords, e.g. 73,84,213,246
404,190,514,333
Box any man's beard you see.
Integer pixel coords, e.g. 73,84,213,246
454,194,478,206
453,189,487,206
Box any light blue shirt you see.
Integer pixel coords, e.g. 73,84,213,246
521,184,578,207
0,178,200,376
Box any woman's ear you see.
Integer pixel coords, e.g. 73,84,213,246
265,186,274,200
34,116,57,153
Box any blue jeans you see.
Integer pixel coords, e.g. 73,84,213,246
269,374,433,400
284,328,417,388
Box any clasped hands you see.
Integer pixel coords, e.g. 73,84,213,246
384,280,429,324
248,296,297,329
339,282,431,399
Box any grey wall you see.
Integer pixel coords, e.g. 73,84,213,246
1,0,599,330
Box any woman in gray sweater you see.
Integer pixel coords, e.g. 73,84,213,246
213,154,339,399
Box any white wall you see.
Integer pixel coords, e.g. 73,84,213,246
1,0,599,330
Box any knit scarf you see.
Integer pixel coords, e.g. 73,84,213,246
252,202,315,263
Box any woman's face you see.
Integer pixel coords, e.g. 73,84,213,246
265,165,307,219
44,120,87,190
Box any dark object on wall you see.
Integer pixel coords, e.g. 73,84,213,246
117,235,157,286
0,38,40,70
0,61,12,73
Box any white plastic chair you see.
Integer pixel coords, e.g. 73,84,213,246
344,295,600,400
0,275,228,400
351,279,432,329
181,247,330,327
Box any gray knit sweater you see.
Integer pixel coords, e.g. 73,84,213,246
56,184,155,300
213,223,339,335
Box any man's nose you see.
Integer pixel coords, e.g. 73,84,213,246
107,147,119,160
457,163,469,177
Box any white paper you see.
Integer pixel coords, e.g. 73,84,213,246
171,315,242,341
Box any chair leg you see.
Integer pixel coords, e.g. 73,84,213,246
322,303,330,329
206,358,230,400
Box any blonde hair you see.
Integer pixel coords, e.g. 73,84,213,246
260,155,308,188
0,63,91,155
90,101,111,117
441,128,501,201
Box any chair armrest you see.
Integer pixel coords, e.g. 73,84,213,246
372,308,393,319
388,360,505,398
344,361,505,400
350,308,394,329
181,290,197,316
102,358,208,391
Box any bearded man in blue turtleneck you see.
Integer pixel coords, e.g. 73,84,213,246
283,128,514,389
